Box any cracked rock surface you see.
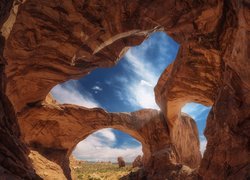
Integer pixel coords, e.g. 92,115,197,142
0,0,249,179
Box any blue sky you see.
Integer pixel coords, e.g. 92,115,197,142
51,32,210,162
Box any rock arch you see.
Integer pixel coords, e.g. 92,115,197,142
3,0,223,113
0,0,249,179
19,95,200,179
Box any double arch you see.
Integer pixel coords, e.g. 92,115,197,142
3,0,248,179
19,99,199,179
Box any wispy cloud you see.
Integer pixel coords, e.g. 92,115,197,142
92,85,103,91
92,85,103,94
181,103,210,120
112,32,178,110
124,49,157,84
51,80,99,108
200,135,207,155
94,128,116,142
127,78,158,109
113,48,158,109
73,128,142,162
51,32,178,162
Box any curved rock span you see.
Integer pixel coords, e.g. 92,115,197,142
18,97,201,179
4,0,223,113
0,0,249,179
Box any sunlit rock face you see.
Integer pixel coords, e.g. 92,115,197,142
0,0,40,179
28,150,66,180
154,1,250,179
1,0,249,179
4,0,220,112
19,96,201,179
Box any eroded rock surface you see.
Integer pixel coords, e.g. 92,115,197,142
4,0,222,112
29,150,66,180
0,0,249,179
154,1,250,179
0,1,40,179
132,155,143,168
199,1,250,178
18,98,201,179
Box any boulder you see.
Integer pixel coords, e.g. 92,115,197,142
132,155,143,168
117,157,125,168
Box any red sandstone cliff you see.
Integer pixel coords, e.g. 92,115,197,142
18,97,201,179
0,0,249,179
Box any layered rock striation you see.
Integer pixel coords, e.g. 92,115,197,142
154,1,250,179
18,97,201,179
4,0,224,112
0,0,249,179
0,0,40,179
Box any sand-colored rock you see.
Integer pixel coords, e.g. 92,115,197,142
154,44,221,126
29,150,66,180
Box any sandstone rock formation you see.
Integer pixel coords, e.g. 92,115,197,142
18,98,201,179
0,0,40,179
117,157,126,168
3,0,225,113
153,1,250,179
29,150,66,180
0,0,249,180
132,155,143,168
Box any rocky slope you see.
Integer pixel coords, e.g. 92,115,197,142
0,0,249,179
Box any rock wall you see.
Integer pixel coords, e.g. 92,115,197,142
155,1,250,179
199,1,250,179
18,98,201,179
29,150,66,180
0,0,40,179
0,0,249,179
4,0,221,112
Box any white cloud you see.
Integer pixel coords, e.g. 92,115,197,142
200,135,207,155
118,49,160,109
140,80,153,87
95,128,116,142
51,81,99,108
181,103,210,120
92,85,103,94
127,80,159,109
73,129,142,162
92,85,103,91
114,76,129,84
125,50,157,84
